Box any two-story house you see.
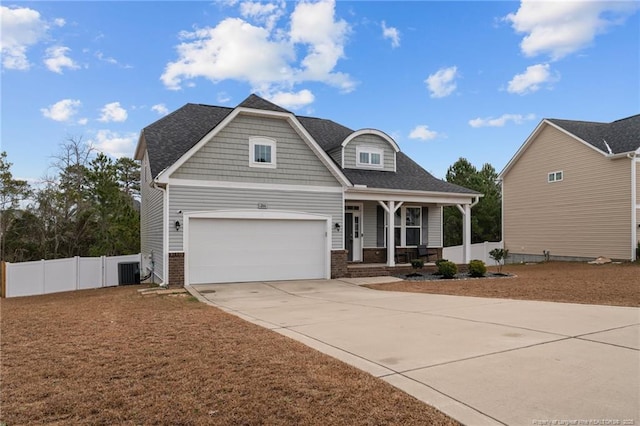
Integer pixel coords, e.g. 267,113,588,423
499,114,639,262
135,95,480,286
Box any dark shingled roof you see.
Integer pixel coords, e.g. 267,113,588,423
343,152,479,194
143,103,231,177
141,94,477,195
547,114,640,155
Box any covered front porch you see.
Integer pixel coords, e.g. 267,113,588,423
340,188,479,271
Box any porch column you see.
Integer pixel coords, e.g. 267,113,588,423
387,201,395,267
378,200,403,267
457,203,472,263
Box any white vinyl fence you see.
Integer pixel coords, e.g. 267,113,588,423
443,241,503,265
2,254,142,298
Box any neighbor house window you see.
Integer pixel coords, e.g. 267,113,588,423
548,171,563,183
250,137,276,168
385,206,422,247
356,146,383,168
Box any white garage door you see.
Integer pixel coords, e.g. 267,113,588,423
187,216,328,284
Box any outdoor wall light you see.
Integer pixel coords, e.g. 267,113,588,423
175,220,181,231
334,222,341,232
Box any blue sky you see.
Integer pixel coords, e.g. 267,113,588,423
2,1,638,184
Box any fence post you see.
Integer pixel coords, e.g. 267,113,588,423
101,256,106,287
41,259,46,295
75,256,80,290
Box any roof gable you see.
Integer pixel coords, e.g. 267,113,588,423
500,114,640,179
548,114,640,155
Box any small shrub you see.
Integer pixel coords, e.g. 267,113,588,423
435,258,449,268
438,260,457,279
468,260,486,277
489,248,509,274
410,258,424,270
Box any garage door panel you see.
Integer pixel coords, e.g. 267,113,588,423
188,217,327,284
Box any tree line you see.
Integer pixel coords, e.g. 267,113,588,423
1,138,140,263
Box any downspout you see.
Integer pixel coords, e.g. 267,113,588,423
629,153,637,261
152,180,169,287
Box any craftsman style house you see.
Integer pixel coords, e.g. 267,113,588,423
135,95,479,286
499,114,640,262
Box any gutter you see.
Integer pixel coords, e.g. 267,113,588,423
151,180,169,287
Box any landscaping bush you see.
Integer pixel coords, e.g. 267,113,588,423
435,258,449,269
410,258,424,270
438,260,457,279
468,260,487,277
489,248,509,274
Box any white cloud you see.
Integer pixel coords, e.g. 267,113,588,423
77,117,88,125
161,0,354,99
44,46,79,74
53,18,65,27
41,99,81,122
267,89,315,110
98,102,128,122
381,21,400,48
0,6,47,70
505,1,639,60
239,0,285,31
289,0,352,91
217,92,231,104
151,103,169,116
469,113,536,128
425,66,458,98
92,130,137,158
409,125,438,141
507,63,557,95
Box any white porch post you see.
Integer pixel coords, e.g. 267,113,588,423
456,203,472,263
387,201,395,266
378,200,403,267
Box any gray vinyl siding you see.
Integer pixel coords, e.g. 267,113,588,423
171,114,340,187
343,134,396,172
328,148,342,168
168,185,343,251
503,124,632,259
427,206,443,247
140,151,164,281
363,201,378,247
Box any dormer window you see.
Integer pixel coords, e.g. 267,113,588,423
250,137,276,168
356,146,383,168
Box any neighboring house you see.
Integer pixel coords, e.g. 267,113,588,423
499,114,640,262
134,95,479,286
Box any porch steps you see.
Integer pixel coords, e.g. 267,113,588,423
346,263,438,278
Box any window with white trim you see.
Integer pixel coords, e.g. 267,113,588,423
548,170,563,183
250,137,276,168
385,206,422,247
356,146,383,168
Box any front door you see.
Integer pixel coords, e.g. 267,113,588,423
345,206,362,262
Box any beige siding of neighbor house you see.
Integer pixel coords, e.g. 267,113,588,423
343,134,396,172
140,150,164,280
170,114,341,187
503,124,632,260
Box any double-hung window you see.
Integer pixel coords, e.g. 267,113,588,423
356,147,383,168
386,206,422,247
250,137,276,168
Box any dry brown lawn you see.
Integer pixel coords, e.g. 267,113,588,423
0,286,457,425
367,261,640,307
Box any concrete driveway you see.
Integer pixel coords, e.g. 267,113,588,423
188,279,640,426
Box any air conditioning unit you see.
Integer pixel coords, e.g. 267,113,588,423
118,262,140,285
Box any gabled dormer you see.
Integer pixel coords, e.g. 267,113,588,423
339,129,400,172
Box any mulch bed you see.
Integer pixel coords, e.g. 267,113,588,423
0,286,458,425
368,261,640,307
